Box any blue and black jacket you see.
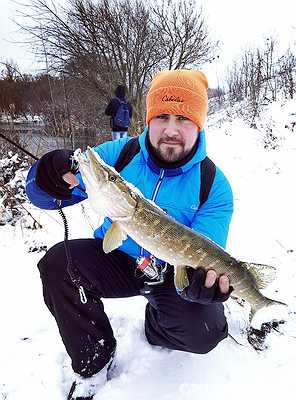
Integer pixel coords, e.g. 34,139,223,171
26,127,233,260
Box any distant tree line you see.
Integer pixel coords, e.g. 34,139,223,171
1,0,215,139
226,38,296,122
3,0,295,148
0,62,52,120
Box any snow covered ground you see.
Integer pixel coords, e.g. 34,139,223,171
1,99,296,399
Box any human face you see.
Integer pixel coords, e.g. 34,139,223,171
149,114,199,163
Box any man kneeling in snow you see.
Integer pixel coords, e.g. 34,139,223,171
26,69,233,400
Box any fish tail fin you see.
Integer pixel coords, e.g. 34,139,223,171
174,265,189,291
249,295,288,329
239,261,277,290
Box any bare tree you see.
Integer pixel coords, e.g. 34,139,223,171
225,39,284,122
0,61,24,118
278,48,296,99
226,61,244,103
17,0,216,132
262,37,277,101
152,0,215,70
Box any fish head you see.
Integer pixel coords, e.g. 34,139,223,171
75,147,138,221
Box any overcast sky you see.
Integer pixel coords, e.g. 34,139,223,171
0,0,296,86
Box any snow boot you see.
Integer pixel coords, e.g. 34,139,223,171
67,353,115,400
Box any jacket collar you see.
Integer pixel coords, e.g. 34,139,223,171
138,125,207,175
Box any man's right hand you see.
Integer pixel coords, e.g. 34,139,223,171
178,267,233,304
36,149,79,200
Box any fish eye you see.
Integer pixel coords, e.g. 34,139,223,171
109,175,117,182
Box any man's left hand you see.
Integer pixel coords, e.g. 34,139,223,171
178,267,234,304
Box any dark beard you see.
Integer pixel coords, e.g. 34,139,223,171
146,133,199,168
152,143,189,162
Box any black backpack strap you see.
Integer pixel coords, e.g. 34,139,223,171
199,157,216,208
114,137,140,173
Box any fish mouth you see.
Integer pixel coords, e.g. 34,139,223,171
74,148,108,190
75,147,137,220
86,147,109,187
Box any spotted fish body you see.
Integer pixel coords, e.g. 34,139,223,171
76,147,285,317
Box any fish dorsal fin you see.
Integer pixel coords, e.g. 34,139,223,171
103,222,127,253
242,262,277,290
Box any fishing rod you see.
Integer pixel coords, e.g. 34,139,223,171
0,131,88,303
0,132,38,160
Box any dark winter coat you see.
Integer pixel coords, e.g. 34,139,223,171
105,93,133,132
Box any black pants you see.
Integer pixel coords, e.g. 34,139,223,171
38,239,228,377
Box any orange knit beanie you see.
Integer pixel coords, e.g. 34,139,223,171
146,69,208,130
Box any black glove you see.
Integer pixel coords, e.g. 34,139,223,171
178,267,233,304
35,149,78,200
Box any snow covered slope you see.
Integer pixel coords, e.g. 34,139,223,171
1,99,296,400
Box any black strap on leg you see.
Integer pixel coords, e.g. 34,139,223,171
58,205,88,304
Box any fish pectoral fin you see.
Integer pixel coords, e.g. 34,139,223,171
97,215,104,227
102,222,127,253
174,265,189,291
241,261,277,290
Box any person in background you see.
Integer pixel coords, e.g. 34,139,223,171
26,69,233,400
105,84,133,140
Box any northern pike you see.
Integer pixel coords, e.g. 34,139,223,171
75,147,286,319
